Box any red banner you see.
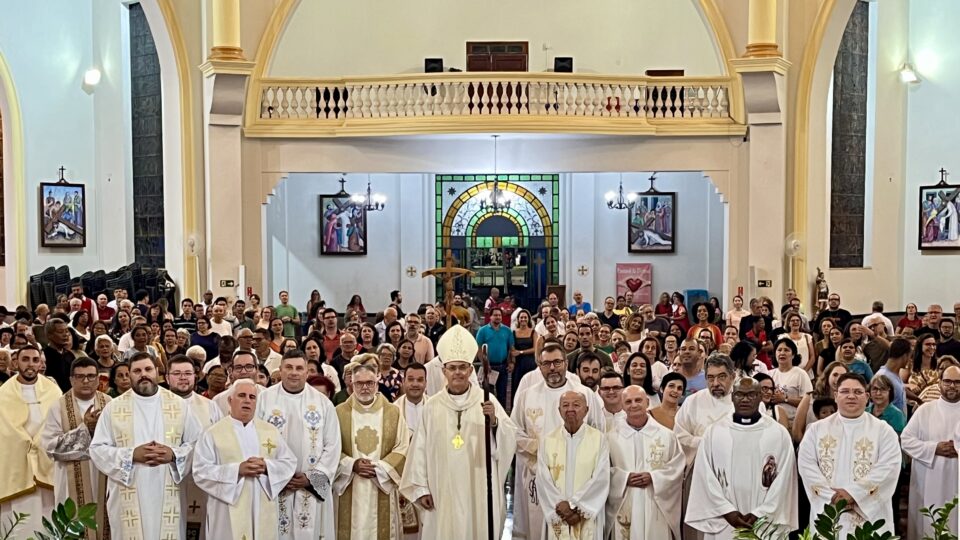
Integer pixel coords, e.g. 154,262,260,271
615,263,653,305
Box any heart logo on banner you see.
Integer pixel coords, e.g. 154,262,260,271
625,278,644,292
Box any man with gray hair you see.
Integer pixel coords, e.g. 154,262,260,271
674,354,738,540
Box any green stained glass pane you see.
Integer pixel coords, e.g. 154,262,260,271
453,175,463,181
532,175,542,181
508,175,518,181
519,175,530,181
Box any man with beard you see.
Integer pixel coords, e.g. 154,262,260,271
687,377,797,539
606,386,684,540
674,354,737,540
41,357,112,537
192,379,297,540
90,352,204,540
638,304,670,339
676,338,706,396
394,363,427,539
566,324,613,372
537,391,610,540
901,365,960,540
511,343,605,540
577,353,603,391
399,325,516,540
334,356,408,539
257,349,341,540
0,344,63,536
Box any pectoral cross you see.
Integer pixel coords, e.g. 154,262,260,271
451,433,465,449
263,438,277,456
422,249,475,327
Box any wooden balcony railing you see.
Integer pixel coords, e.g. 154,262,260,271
244,73,744,137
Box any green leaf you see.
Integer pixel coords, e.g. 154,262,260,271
77,504,96,520
63,497,76,519
41,517,57,535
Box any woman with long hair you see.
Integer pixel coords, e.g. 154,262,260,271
781,311,816,374
108,363,132,398
638,337,668,387
385,321,404,348
670,292,690,333
896,303,923,334
394,339,416,370
730,341,765,378
71,309,92,344
534,315,561,358
792,361,848,442
190,316,221,364
346,294,366,322
623,352,660,408
769,339,813,423
562,332,580,354
905,334,939,405
649,372,685,429
303,336,339,391
511,309,537,399
816,326,844,375
654,292,672,317
268,318,286,352
725,295,750,333
109,310,132,342
306,290,323,323
359,322,380,352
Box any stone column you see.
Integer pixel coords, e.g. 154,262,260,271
745,0,781,58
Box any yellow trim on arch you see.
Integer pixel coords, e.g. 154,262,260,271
442,181,553,244
697,0,745,123
0,49,26,302
244,0,300,127
156,0,199,298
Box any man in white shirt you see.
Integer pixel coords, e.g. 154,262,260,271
209,304,233,337
394,363,427,540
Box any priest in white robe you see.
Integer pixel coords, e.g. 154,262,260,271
193,380,298,540
0,345,62,538
167,354,223,540
394,363,427,540
511,344,606,539
256,349,341,540
606,386,684,540
399,325,517,540
902,365,960,540
797,373,901,538
673,354,737,540
536,391,610,540
90,352,204,540
599,372,626,429
687,377,797,540
41,357,111,540
334,357,409,540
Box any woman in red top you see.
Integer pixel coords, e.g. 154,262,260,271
670,292,690,333
686,302,723,345
746,317,774,369
896,303,923,334
654,292,672,317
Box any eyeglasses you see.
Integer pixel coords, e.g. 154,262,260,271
941,379,960,387
354,381,377,389
599,386,624,393
168,371,195,378
233,364,257,373
71,374,98,382
540,359,566,369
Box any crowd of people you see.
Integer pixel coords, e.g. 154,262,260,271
0,283,958,540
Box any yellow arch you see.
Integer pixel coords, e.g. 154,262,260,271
0,48,27,302
441,181,553,244
246,0,745,124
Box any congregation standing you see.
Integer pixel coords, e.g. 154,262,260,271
0,285,959,540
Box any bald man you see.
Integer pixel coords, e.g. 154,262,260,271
536,391,610,540
606,386,684,539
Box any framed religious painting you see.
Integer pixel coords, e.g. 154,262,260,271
628,191,675,253
918,181,960,251
319,193,367,255
39,180,87,248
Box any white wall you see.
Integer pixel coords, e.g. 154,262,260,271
903,0,960,308
0,0,133,302
270,0,724,77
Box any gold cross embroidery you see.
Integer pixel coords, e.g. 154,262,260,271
113,407,132,422
263,438,277,456
165,426,179,443
162,509,178,525
855,438,874,458
163,403,179,421
121,489,136,502
165,483,180,497
122,510,139,528
548,453,564,483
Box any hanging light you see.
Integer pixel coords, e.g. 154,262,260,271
350,175,386,212
480,135,514,211
605,173,637,210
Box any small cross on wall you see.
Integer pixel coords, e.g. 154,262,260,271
577,265,589,276
406,266,417,277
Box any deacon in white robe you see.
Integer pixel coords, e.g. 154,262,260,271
511,344,605,540
392,363,428,540
686,377,797,540
333,360,409,540
193,380,298,540
399,325,517,540
41,357,112,540
673,355,738,540
257,352,341,540
0,347,62,538
89,354,204,540
797,374,901,538
901,366,960,540
606,386,684,540
536,391,610,540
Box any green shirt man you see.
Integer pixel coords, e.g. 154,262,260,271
274,290,300,338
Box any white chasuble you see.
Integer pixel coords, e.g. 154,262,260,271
333,394,408,540
398,386,516,540
797,413,901,538
686,415,798,540
0,377,62,538
182,391,223,540
257,384,341,540
89,388,203,540
511,380,606,540
606,417,684,540
393,395,423,540
192,417,297,540
41,390,112,539
536,424,610,540
902,399,960,540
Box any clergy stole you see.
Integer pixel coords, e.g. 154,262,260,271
336,395,405,540
109,391,185,540
208,418,280,540
543,427,604,540
393,396,420,536
0,377,62,502
60,390,111,540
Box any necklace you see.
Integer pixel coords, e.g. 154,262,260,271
452,410,464,449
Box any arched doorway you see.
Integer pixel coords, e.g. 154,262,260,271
437,174,558,310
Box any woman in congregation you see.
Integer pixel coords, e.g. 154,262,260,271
779,310,816,373
190,316,221,364
793,361,848,442
868,374,907,434
511,309,538,398
725,295,751,334
813,318,836,357
769,339,813,424
305,290,323,323
534,314,562,358
107,363,132,398
638,337,668,388
359,322,380,352
622,312,645,351
375,344,404,401
670,292,690,333
654,292,672,317
303,336,340,393
385,321,404,348
623,352,660,408
109,309,132,343
816,325,844,375
649,372,685,429
562,331,580,355
730,341,765,378
687,302,722,344
753,372,792,431
393,339,417,371
904,334,941,406
84,319,110,357
896,302,923,334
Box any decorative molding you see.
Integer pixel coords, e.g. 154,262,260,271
0,48,26,302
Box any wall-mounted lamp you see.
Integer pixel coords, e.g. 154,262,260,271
83,68,102,86
899,63,920,84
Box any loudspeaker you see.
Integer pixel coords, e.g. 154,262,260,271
554,57,573,73
424,58,444,73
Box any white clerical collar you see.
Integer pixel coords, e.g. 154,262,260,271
837,412,866,425
230,417,254,429
134,390,161,403
563,422,588,439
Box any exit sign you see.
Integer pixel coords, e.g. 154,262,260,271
757,280,773,288
220,280,236,288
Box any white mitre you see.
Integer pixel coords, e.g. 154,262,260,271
436,324,478,365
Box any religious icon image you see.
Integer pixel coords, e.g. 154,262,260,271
628,192,675,253
39,175,87,248
319,191,367,255
918,173,960,251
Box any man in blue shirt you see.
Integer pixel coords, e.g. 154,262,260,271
877,337,910,413
567,290,592,316
475,307,515,407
